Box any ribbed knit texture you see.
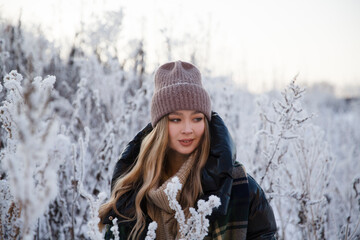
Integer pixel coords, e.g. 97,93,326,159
147,156,196,240
151,61,211,126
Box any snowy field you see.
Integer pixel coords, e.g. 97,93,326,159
1,17,360,240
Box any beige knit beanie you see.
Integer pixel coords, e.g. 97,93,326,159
151,61,211,126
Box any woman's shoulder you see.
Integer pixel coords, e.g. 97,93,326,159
230,162,273,212
232,161,248,182
231,162,270,201
225,162,277,239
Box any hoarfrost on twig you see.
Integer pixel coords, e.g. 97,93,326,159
145,221,158,240
110,218,120,240
80,185,107,240
164,176,221,240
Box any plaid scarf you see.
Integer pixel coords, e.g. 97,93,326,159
204,162,249,240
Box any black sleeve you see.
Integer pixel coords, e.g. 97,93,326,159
246,175,277,240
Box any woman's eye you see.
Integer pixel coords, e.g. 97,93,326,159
193,117,203,122
169,118,181,122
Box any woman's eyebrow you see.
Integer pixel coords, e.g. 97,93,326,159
169,112,182,116
192,111,203,115
169,111,203,116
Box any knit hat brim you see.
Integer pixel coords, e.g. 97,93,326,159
151,82,211,126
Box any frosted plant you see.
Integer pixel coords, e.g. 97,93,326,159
185,195,221,239
145,221,158,240
254,78,336,239
0,71,70,239
110,218,120,240
164,176,221,240
257,77,312,185
79,184,107,240
164,177,187,236
0,38,9,82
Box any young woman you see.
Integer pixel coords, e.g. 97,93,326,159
99,61,277,240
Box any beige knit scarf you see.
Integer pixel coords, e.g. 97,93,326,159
147,155,195,240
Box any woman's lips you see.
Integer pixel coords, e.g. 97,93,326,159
179,139,194,146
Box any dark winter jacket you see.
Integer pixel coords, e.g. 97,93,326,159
104,112,277,239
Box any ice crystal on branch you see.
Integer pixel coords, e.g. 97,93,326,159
164,176,221,240
110,218,120,240
163,177,187,235
145,221,158,240
80,185,107,240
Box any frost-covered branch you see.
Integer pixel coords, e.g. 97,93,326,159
164,176,221,240
255,78,336,239
163,177,187,236
145,221,158,240
110,218,120,240
79,185,106,240
258,77,311,185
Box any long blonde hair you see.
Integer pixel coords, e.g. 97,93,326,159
99,116,210,239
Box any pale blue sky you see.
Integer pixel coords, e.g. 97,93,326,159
1,0,360,95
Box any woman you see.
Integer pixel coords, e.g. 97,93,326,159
99,61,277,239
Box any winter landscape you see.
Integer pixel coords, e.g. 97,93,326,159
1,3,360,240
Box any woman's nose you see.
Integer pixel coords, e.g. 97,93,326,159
181,121,193,134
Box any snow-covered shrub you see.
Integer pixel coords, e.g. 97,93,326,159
303,85,360,239
0,71,70,239
250,79,342,239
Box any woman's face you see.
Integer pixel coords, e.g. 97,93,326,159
167,110,205,157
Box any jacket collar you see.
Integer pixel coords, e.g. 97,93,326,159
202,112,236,216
